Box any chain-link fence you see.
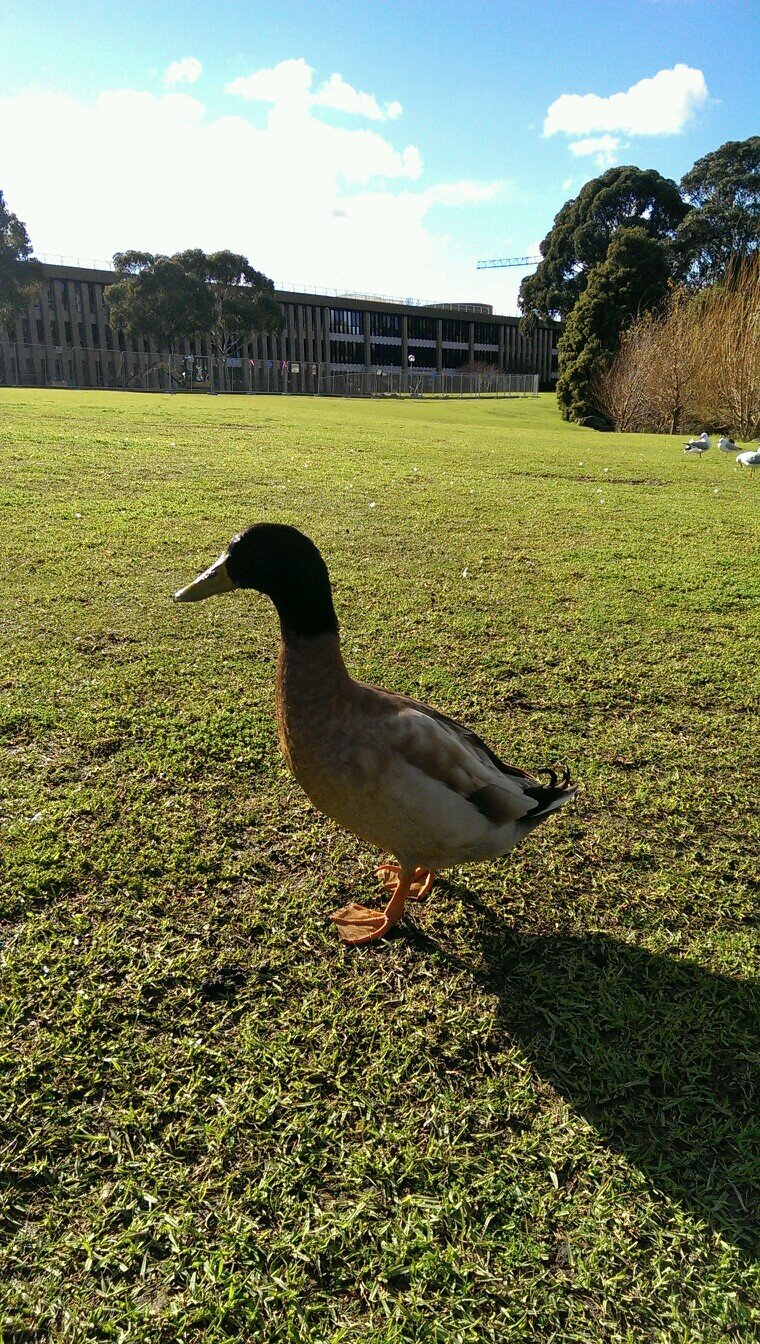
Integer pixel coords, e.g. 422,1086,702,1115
0,342,540,398
328,370,539,397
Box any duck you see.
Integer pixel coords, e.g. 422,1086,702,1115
684,433,711,453
174,524,578,945
717,436,736,453
736,449,760,467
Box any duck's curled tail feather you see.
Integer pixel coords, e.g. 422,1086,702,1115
519,767,579,834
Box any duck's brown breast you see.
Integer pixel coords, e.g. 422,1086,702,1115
275,633,391,836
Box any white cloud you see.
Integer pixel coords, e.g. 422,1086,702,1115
567,134,622,168
425,181,503,207
227,59,403,124
313,72,402,121
226,57,312,105
0,80,510,306
544,64,708,138
164,57,202,87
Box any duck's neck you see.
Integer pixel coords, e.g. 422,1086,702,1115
277,630,350,689
276,631,352,766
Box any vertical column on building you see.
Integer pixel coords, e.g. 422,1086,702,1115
29,296,46,385
271,328,279,392
498,324,505,373
468,321,475,369
285,303,295,392
41,280,57,386
65,282,85,387
322,305,331,386
94,281,113,387
401,314,408,375
52,280,72,386
12,314,24,384
306,311,315,393
271,328,280,393
86,284,101,387
292,304,300,392
256,334,262,392
297,305,306,392
302,303,310,389
436,318,443,374
78,283,97,388
13,313,26,384
363,309,371,385
0,321,15,385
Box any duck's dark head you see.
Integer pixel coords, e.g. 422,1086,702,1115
174,523,338,637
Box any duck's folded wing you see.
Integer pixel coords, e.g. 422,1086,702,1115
380,698,543,825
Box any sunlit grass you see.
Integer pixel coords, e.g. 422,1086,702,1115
1,388,758,1341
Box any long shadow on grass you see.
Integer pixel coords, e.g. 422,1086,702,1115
407,891,758,1253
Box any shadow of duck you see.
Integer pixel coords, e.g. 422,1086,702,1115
403,884,758,1253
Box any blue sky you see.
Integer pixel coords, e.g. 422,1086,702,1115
1,0,757,312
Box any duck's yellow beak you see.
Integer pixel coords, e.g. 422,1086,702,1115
173,552,236,602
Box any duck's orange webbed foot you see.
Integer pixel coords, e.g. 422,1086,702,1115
330,868,417,945
376,864,435,902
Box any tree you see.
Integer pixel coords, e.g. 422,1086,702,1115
519,166,689,331
106,252,212,390
0,189,43,329
676,137,760,286
174,249,283,390
556,227,671,426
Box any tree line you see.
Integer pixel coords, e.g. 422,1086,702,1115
518,137,760,433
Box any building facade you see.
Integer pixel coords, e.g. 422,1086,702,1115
0,262,560,395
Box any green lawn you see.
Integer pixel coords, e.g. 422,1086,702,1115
1,388,758,1342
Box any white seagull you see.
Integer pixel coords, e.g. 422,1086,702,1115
736,449,760,467
717,436,737,453
684,432,711,453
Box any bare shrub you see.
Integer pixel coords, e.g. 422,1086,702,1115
643,289,699,433
595,257,760,437
694,256,760,439
594,320,655,431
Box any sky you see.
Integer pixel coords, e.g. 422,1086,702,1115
1,0,757,314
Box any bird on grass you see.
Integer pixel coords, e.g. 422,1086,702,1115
717,436,737,453
174,524,578,945
684,433,711,454
736,449,760,467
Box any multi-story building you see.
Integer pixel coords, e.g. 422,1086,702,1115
0,261,560,394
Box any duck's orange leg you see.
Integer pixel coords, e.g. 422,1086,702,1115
376,864,436,901
330,867,416,945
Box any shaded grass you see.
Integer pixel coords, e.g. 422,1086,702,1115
1,389,759,1341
